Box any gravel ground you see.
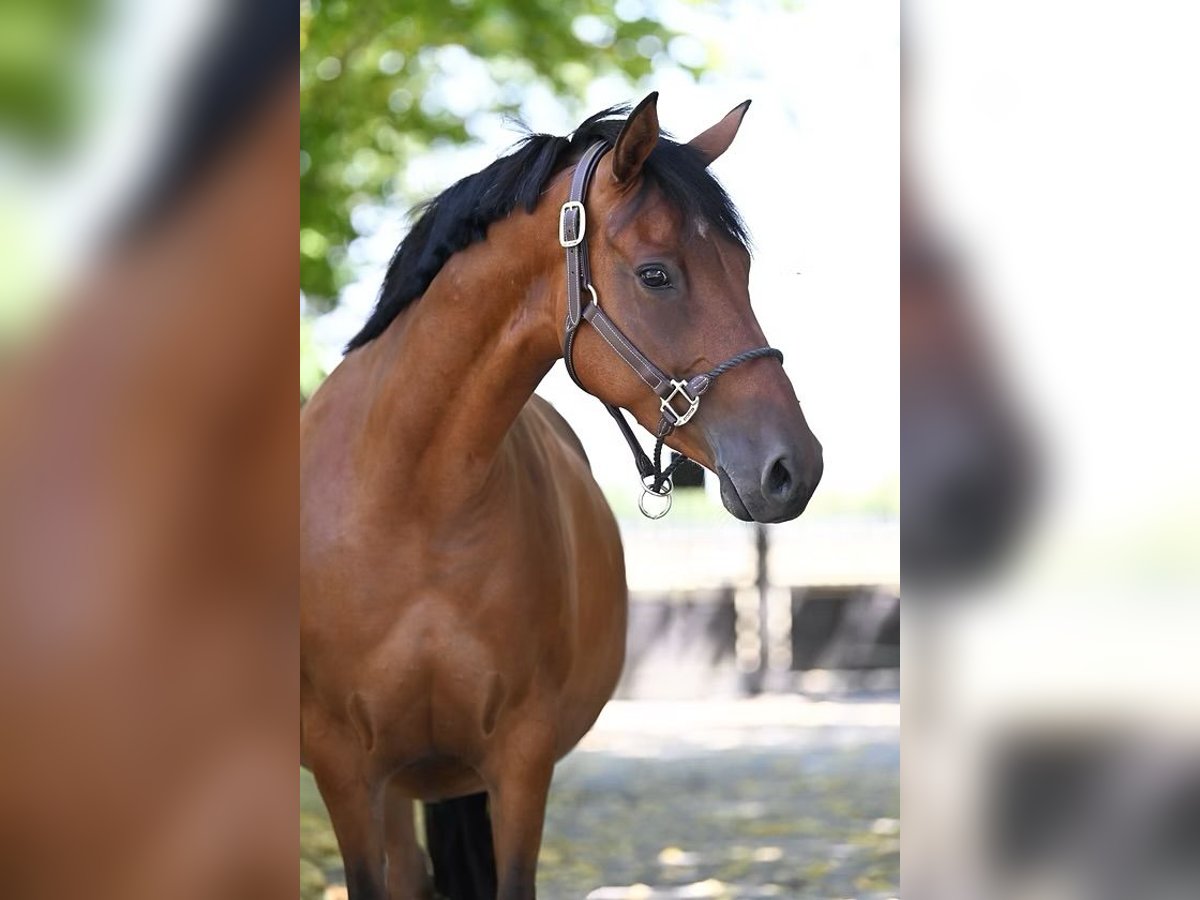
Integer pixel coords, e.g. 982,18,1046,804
301,697,900,900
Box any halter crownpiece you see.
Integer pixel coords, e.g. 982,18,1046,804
559,140,784,518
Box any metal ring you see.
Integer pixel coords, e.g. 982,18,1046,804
638,474,673,519
642,474,673,496
638,487,672,519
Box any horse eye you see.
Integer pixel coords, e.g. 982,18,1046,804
638,266,672,289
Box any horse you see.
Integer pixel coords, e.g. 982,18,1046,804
0,4,298,896
299,93,823,899
900,166,1035,589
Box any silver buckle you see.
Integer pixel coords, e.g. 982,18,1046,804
660,379,700,426
559,200,586,248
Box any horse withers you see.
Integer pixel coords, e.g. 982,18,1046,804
300,93,822,899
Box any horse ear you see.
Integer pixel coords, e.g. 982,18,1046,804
688,99,752,166
611,92,660,184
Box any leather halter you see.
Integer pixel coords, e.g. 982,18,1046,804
559,140,784,518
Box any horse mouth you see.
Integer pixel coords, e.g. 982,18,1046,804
717,467,754,522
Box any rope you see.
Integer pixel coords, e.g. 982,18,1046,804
704,346,783,379
648,435,688,494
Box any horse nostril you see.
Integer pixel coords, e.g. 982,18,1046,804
764,455,795,500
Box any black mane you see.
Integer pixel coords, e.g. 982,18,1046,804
346,104,749,352
125,1,297,237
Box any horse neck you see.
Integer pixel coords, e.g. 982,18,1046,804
351,219,563,512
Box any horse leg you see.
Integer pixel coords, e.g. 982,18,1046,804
424,792,498,899
311,761,387,900
483,731,555,899
382,779,435,900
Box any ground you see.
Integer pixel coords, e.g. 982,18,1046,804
301,696,900,900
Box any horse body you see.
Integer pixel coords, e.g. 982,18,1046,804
0,73,297,899
301,390,626,790
301,391,625,782
301,201,627,897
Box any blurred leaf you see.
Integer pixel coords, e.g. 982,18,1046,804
0,0,101,150
300,0,690,317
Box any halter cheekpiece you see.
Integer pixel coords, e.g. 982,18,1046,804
559,140,784,518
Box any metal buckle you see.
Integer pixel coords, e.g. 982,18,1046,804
660,379,700,427
559,200,586,248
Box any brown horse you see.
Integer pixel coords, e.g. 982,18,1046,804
300,94,823,899
0,17,298,899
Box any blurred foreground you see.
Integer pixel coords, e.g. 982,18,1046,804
1,3,297,897
905,2,1200,898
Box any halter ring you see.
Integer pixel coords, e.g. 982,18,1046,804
639,474,673,519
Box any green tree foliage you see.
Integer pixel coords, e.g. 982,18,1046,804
300,0,693,313
0,0,100,152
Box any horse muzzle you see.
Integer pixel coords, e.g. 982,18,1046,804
715,431,823,524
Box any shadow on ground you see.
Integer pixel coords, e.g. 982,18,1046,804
300,707,899,899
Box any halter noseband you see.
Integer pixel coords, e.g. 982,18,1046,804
559,140,784,518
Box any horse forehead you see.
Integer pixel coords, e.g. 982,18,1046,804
606,201,702,260
603,191,749,278
601,191,679,246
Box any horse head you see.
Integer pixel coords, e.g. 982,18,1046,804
560,94,823,523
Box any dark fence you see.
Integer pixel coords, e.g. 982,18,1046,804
615,584,899,699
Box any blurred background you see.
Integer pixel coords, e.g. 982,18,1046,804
905,1,1200,899
0,0,228,344
300,0,898,898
